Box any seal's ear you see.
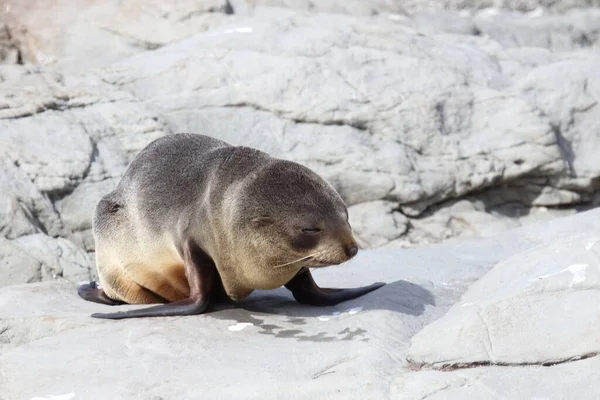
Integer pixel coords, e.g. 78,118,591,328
252,216,274,226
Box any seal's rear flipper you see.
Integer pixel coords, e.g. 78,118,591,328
78,282,125,306
91,297,209,319
285,267,385,306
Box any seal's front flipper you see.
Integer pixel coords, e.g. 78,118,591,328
284,268,385,307
91,242,216,320
78,281,124,306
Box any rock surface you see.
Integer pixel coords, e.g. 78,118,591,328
2,208,600,398
407,231,600,368
2,1,600,397
1,2,600,287
2,0,235,72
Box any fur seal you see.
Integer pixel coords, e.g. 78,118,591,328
78,133,385,319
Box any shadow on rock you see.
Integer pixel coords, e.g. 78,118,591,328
240,279,434,316
206,280,435,342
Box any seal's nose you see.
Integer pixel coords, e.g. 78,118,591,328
346,244,358,258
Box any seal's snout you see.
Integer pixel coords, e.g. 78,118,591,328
346,244,358,258
341,239,359,260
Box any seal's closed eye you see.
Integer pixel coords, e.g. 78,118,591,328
301,228,322,235
251,216,273,226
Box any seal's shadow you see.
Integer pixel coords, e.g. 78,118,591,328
206,280,434,342
241,279,434,317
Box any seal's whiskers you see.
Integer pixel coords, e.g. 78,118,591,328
273,253,317,268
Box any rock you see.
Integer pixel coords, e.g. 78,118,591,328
410,11,478,35
495,46,555,80
2,2,600,397
392,357,600,399
0,237,41,287
398,0,600,12
0,255,442,399
407,210,600,369
399,199,521,246
0,234,93,289
2,208,600,398
231,0,407,16
0,157,64,239
103,10,564,213
2,110,94,195
514,53,600,192
474,9,600,51
57,179,118,235
349,201,408,248
386,196,578,248
0,64,170,192
13,234,94,283
3,0,236,72
0,64,170,285
2,1,600,256
236,0,600,14
0,22,19,64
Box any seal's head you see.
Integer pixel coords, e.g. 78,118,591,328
235,160,358,270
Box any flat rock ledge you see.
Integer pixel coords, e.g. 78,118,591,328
2,209,600,399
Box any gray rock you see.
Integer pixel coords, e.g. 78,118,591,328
2,3,600,398
400,199,521,246
57,180,118,233
407,210,600,368
474,9,600,51
393,357,600,399
514,53,600,191
0,157,64,239
2,208,600,398
387,195,578,248
103,10,564,214
349,201,408,248
1,1,600,258
0,237,41,286
0,257,441,399
3,0,236,72
1,112,93,194
231,0,406,16
236,0,600,14
0,234,92,288
13,234,93,283
0,65,170,286
398,0,600,12
0,22,19,64
496,46,555,80
410,11,478,35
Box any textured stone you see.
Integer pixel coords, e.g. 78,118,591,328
3,0,235,72
1,0,600,262
235,0,600,14
515,54,600,188
103,10,565,215
407,221,600,368
393,357,600,399
474,9,600,51
0,22,19,64
2,209,600,398
0,237,41,287
0,157,64,239
0,234,92,289
0,65,169,286
349,201,408,248
398,0,600,12
12,234,93,283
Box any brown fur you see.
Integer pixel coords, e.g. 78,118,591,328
92,133,358,305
